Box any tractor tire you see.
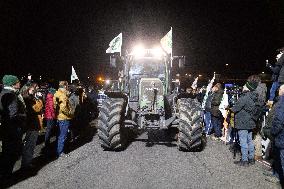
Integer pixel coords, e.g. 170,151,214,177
97,98,126,151
177,98,204,151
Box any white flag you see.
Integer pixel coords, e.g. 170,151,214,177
219,88,229,118
160,27,172,54
202,73,216,109
71,66,79,83
106,33,122,53
191,77,198,90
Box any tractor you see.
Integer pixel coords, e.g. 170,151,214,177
97,45,204,151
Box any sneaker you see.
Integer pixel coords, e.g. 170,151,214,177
248,159,255,165
58,153,70,159
234,160,249,167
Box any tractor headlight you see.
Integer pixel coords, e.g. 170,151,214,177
131,45,145,58
151,47,165,58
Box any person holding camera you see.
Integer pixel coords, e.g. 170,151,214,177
266,48,284,105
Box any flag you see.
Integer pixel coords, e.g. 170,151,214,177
219,88,229,118
201,73,216,110
106,33,122,53
71,66,79,83
191,77,198,90
160,27,172,54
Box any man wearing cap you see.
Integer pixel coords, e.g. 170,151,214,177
0,75,26,178
230,80,259,167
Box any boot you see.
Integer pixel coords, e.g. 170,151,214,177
248,159,255,165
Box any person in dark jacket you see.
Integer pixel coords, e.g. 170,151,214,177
267,49,284,102
276,48,284,85
230,80,258,167
271,84,284,185
21,83,43,170
0,75,26,179
210,83,224,139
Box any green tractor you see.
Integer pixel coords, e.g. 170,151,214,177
98,46,204,151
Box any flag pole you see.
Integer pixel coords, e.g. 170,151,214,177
170,27,173,67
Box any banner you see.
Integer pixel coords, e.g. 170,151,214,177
202,73,216,110
160,27,172,54
71,66,79,83
219,88,229,118
106,33,122,53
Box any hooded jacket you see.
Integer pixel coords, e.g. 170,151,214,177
45,92,55,119
210,89,223,117
0,87,26,130
231,91,258,130
53,88,73,120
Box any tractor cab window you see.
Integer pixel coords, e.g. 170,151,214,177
129,58,166,80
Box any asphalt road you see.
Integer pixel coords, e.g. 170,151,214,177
3,126,280,189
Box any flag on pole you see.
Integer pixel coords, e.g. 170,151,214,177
160,27,172,54
191,77,199,90
71,66,79,83
106,33,122,54
219,88,229,118
202,73,216,110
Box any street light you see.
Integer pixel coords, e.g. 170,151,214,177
105,79,110,85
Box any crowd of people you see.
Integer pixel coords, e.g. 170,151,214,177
0,47,284,187
184,47,284,187
0,77,98,182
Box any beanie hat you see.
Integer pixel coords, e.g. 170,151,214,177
48,88,56,95
245,81,258,91
2,75,19,86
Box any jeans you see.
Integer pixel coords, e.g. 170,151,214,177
45,119,56,146
57,120,70,156
204,111,212,135
211,116,222,137
269,81,279,101
22,130,39,168
238,130,254,161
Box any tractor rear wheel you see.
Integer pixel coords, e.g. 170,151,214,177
177,98,204,151
97,98,126,151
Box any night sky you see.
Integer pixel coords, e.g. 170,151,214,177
1,0,283,83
